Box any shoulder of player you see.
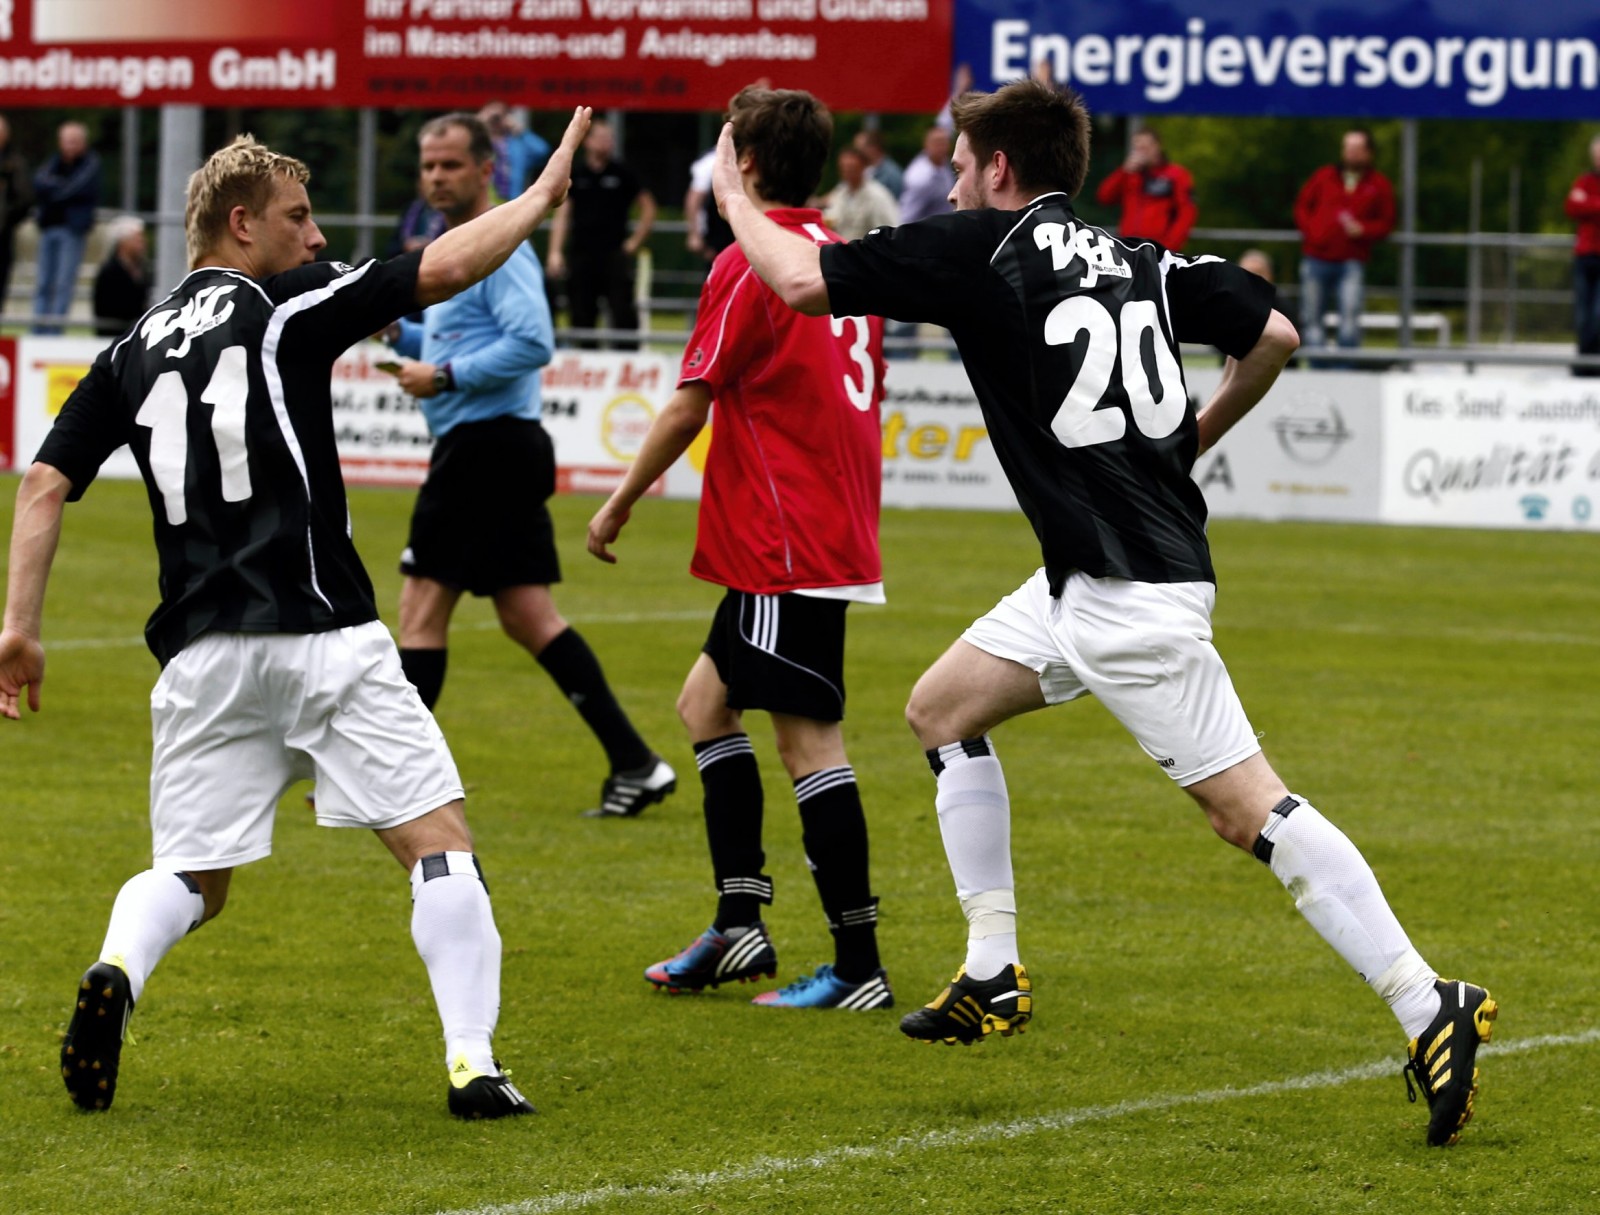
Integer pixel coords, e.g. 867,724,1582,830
703,242,758,294
259,257,409,311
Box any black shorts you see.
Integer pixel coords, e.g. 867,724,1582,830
703,590,850,723
401,415,561,595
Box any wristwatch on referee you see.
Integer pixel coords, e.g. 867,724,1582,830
432,363,455,393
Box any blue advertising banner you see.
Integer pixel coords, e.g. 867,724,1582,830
954,0,1600,119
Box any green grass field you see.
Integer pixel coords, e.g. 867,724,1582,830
1,476,1597,1215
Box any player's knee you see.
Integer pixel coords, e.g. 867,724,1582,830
1204,808,1258,852
500,598,566,654
186,870,231,923
771,733,812,780
1191,794,1265,853
676,685,732,737
904,687,944,748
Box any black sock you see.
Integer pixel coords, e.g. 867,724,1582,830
399,647,448,710
536,627,652,772
694,733,771,930
794,765,879,981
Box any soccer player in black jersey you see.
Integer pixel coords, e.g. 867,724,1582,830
709,80,1496,1147
0,107,592,1119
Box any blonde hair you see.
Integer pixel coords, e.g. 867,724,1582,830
184,134,310,269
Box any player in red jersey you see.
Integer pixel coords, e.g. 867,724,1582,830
587,85,892,1011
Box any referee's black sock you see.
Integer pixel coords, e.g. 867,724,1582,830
535,627,652,773
400,647,448,710
795,765,880,983
694,733,771,930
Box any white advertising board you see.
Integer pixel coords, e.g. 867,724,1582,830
6,335,1597,538
1381,376,1600,531
1191,368,1384,524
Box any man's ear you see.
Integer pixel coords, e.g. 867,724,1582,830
990,150,1010,192
227,204,253,246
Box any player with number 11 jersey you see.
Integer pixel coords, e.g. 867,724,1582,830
41,257,412,667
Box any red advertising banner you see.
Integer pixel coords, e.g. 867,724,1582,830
0,0,951,112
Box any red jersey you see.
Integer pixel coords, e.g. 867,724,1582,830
679,208,886,596
1093,162,1197,250
1566,172,1600,257
1294,164,1395,263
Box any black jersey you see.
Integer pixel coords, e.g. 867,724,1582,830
821,194,1273,591
36,253,423,665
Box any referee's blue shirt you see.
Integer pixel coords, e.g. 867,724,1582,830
394,242,553,436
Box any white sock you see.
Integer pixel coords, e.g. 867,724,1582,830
98,870,205,1003
931,738,1019,981
410,853,501,1079
1258,797,1441,1037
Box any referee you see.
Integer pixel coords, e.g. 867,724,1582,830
385,112,674,819
710,78,1495,1147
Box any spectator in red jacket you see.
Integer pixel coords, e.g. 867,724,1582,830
1094,126,1197,250
1565,134,1600,376
1293,129,1395,356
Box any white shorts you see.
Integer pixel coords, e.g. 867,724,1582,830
148,621,464,870
961,569,1260,786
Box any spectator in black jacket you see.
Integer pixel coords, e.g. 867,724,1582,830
32,121,102,333
0,115,33,317
92,216,150,336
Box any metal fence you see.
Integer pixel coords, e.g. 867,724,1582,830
8,210,1591,373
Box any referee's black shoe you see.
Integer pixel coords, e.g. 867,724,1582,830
1402,978,1498,1146
62,961,134,1111
585,754,677,817
448,1058,537,1120
899,963,1032,1045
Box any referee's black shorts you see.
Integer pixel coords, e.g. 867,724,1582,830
702,589,850,723
401,415,561,595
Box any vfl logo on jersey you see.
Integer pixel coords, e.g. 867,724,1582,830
140,284,238,359
1033,221,1131,289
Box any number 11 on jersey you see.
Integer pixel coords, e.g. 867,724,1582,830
134,345,254,526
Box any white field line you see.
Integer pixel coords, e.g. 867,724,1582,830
426,1028,1600,1215
41,612,1600,654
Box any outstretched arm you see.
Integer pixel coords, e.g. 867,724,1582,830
1196,309,1300,455
416,106,591,307
587,382,712,563
712,123,830,316
0,462,72,718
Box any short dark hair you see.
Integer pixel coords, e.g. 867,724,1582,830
726,85,832,207
419,112,494,164
950,78,1092,199
1135,125,1161,145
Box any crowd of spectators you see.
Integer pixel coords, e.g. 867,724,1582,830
2,97,1597,368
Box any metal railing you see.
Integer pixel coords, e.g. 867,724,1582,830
11,212,1592,373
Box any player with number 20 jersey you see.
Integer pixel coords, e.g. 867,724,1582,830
710,79,1494,1148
